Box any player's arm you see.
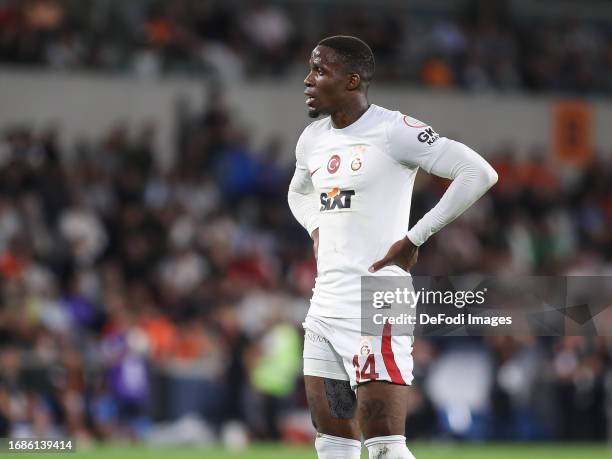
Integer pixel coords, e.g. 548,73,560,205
405,138,497,246
287,131,320,250
370,116,497,272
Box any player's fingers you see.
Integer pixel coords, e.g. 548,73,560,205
368,257,390,273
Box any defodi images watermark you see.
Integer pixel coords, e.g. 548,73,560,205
361,276,612,337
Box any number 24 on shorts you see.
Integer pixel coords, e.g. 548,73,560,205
353,354,379,382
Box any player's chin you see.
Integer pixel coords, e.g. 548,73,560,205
307,104,324,118
307,109,320,119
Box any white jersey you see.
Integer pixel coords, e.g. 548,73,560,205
288,104,497,318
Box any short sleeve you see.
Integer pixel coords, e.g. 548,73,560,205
386,113,449,173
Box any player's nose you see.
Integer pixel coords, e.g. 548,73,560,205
304,70,314,87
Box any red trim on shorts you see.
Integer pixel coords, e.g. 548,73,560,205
382,323,406,385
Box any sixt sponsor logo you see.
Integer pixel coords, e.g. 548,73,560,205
417,127,440,145
320,187,355,211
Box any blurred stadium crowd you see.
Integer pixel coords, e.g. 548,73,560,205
0,86,611,444
1,0,612,94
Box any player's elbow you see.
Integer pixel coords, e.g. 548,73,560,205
460,161,498,191
477,162,498,188
470,159,498,190
483,165,498,189
287,188,296,207
287,189,305,216
465,162,498,194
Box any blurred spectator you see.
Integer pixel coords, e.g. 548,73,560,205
244,315,301,439
421,56,454,88
241,1,295,75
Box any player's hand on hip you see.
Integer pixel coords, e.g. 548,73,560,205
311,228,319,262
369,236,418,273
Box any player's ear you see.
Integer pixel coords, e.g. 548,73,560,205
346,73,361,91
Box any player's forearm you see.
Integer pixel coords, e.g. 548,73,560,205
407,140,498,246
288,189,320,235
288,168,320,236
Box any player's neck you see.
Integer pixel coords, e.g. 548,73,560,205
330,98,370,129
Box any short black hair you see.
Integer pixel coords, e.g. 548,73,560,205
317,35,375,84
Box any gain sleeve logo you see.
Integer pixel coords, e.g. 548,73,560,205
417,127,440,145
320,187,355,211
327,154,341,174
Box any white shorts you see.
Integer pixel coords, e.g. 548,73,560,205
303,315,414,390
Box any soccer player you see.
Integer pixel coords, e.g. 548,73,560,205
288,36,498,459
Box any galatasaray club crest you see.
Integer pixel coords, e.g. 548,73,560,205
350,145,366,172
360,337,372,356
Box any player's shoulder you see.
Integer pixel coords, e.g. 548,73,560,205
295,116,331,157
301,116,331,136
372,104,429,130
